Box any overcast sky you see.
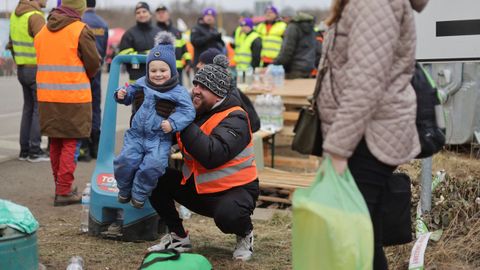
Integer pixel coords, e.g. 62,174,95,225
2,0,332,12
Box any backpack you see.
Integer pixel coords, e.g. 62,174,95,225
411,62,446,158
139,249,212,270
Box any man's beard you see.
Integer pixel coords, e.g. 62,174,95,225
194,102,211,116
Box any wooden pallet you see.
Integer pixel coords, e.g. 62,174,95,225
258,167,316,204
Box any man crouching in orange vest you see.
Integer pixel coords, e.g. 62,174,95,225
148,55,259,261
34,0,100,206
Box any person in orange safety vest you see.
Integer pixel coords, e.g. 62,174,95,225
34,0,101,207
147,55,259,262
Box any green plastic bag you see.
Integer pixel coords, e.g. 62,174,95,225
292,158,374,270
0,199,39,234
139,249,212,270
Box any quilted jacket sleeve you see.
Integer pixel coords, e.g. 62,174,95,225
323,0,400,158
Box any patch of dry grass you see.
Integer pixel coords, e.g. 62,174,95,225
388,151,480,270
36,151,479,269
37,213,293,269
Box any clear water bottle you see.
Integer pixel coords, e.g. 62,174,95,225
80,183,91,233
245,67,254,85
66,256,84,270
236,70,244,85
271,96,284,131
263,94,274,131
270,65,285,88
265,65,274,88
254,95,266,130
277,65,285,88
178,205,192,220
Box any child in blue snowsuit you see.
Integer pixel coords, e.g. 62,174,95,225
114,32,195,208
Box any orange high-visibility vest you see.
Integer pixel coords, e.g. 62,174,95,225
34,21,91,103
177,106,257,194
226,42,236,67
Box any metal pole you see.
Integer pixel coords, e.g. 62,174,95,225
420,157,433,214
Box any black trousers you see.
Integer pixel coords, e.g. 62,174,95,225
149,168,260,237
348,140,397,270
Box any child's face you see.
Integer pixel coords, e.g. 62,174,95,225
148,60,171,85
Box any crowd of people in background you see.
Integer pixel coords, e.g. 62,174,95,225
114,2,325,85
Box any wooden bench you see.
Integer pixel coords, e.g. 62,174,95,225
257,167,315,204
253,135,317,205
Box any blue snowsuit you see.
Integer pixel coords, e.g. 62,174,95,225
113,77,195,203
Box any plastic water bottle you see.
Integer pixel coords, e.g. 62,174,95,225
254,95,266,130
236,70,244,85
271,65,285,88
265,65,274,88
178,205,192,220
263,94,274,131
277,65,285,88
66,256,84,270
245,67,254,85
80,183,91,233
271,96,284,131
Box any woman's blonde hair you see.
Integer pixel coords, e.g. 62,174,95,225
325,0,349,26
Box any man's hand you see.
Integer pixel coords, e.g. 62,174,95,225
161,120,173,133
155,99,176,118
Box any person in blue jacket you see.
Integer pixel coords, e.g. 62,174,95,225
113,32,196,208
80,0,109,160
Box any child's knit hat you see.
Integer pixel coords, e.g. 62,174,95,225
147,31,177,77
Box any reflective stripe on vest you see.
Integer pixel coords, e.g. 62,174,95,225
234,31,260,71
176,106,257,194
195,150,255,184
10,10,43,65
256,21,287,59
34,21,91,104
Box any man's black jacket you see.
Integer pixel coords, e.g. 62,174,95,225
179,92,252,170
190,18,225,66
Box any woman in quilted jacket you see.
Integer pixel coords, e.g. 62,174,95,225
317,0,429,269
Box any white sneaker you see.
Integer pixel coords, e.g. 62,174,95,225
233,231,253,261
147,232,192,253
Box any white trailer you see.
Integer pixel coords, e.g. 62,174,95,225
415,0,480,145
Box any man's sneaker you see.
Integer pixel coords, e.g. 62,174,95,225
233,231,254,261
18,150,29,161
27,149,50,163
54,192,81,207
147,232,192,253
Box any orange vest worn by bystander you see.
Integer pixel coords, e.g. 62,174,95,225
34,21,91,104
